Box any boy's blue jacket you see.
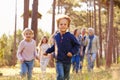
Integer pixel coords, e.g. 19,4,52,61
46,32,80,64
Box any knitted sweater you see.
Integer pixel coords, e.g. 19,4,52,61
17,39,38,61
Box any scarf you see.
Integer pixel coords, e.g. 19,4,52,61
88,35,94,50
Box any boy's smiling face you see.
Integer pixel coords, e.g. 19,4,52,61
58,19,69,34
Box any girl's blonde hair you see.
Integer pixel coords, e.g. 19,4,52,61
56,14,71,28
22,28,34,38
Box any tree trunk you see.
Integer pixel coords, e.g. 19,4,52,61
93,0,99,67
89,0,92,27
31,0,38,41
92,11,94,27
93,0,97,34
116,28,119,63
112,28,116,63
98,0,103,66
57,0,60,14
106,0,114,68
13,0,17,66
98,0,102,59
52,0,56,34
105,2,109,60
116,40,119,64
86,0,89,27
23,0,29,29
49,0,56,67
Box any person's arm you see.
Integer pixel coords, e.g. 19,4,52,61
80,46,83,56
79,36,84,56
84,36,89,55
84,36,88,47
34,42,40,61
44,45,55,55
68,35,80,56
16,41,24,62
34,48,40,61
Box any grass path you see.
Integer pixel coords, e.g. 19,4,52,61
0,63,120,80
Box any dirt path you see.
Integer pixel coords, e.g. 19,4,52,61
112,69,120,80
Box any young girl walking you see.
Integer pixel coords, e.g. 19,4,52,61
38,36,50,78
17,28,39,80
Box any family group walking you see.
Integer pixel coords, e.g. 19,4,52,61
17,14,100,80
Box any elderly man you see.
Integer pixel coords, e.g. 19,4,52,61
85,27,100,72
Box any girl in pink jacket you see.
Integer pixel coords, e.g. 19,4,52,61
17,28,39,80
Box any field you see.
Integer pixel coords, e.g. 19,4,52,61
0,63,120,80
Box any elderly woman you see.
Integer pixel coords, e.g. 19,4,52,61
85,28,100,72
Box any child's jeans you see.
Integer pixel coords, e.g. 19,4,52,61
20,59,34,80
56,61,71,80
87,53,96,72
71,54,80,73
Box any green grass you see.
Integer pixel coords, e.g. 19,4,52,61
0,63,120,80
0,71,113,80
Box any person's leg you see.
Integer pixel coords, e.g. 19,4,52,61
44,58,50,70
64,63,71,80
41,58,49,72
82,50,85,62
40,58,46,79
81,50,85,68
40,58,45,72
27,60,34,80
79,55,83,70
56,62,64,80
91,53,96,69
75,55,80,73
71,56,75,72
41,58,50,79
87,54,92,72
20,62,28,78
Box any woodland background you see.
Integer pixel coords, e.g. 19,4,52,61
0,0,120,79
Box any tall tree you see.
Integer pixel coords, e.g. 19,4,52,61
52,0,56,34
31,0,38,41
105,1,109,60
106,0,114,68
116,27,119,63
13,0,17,66
89,0,92,27
98,0,103,66
86,0,89,27
112,28,116,63
93,0,97,33
23,0,29,29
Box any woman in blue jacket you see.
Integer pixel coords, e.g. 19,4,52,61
71,29,81,73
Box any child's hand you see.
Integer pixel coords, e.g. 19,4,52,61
67,52,72,57
43,53,48,56
20,59,24,63
36,57,40,62
80,51,83,56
